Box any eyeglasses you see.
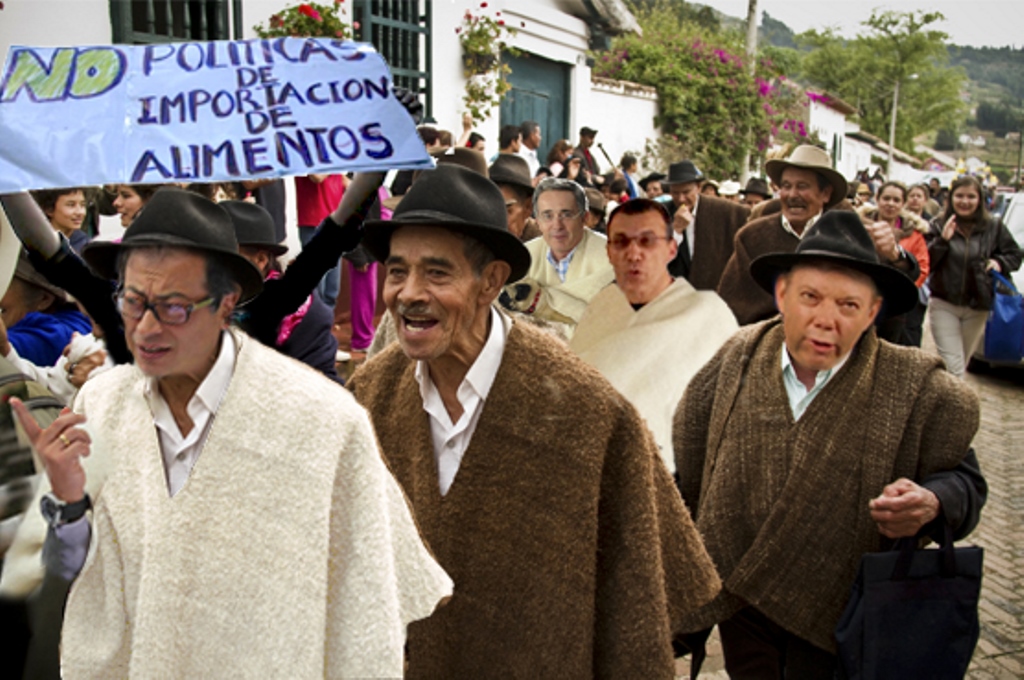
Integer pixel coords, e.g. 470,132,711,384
608,233,671,250
116,291,215,326
537,209,582,224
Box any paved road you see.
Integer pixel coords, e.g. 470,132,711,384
965,364,1024,678
676,360,1024,679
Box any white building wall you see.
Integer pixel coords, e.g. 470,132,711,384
586,77,658,168
807,101,846,162
0,0,111,54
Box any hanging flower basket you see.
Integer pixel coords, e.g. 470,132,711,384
456,4,522,124
463,52,499,76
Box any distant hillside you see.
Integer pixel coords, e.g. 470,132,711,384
947,45,1024,101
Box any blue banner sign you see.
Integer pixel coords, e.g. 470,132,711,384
0,38,431,192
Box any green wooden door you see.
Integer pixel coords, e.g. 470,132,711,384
500,51,569,162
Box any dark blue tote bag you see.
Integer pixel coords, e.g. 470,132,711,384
835,528,984,680
984,271,1024,362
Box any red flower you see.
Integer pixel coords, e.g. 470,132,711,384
521,21,526,27
455,27,462,33
298,4,322,21
497,19,504,25
480,1,488,6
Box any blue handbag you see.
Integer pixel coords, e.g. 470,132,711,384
983,270,1024,362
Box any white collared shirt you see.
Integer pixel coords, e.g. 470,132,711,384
781,211,822,240
143,331,236,496
780,343,851,420
415,307,509,495
518,146,540,176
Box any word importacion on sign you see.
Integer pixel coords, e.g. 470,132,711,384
0,38,431,192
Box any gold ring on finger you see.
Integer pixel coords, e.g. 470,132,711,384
59,434,70,447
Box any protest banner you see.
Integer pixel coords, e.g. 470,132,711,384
0,38,432,192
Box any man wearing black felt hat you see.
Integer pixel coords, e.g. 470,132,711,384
664,158,749,291
10,187,452,677
672,210,986,678
349,163,721,679
221,199,340,381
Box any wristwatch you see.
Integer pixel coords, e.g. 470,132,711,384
40,493,92,528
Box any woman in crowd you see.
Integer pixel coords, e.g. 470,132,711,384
546,139,573,177
858,181,930,346
111,183,170,227
905,183,934,221
926,175,1023,377
30,187,92,254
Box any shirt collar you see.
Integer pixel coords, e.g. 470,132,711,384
780,211,822,239
144,330,237,422
415,307,508,416
780,341,851,391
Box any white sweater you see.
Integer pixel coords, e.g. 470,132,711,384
61,331,452,678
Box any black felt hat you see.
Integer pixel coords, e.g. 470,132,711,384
667,160,704,185
83,188,263,303
750,210,918,317
362,164,531,283
488,153,534,195
220,200,288,257
638,172,666,191
742,177,772,198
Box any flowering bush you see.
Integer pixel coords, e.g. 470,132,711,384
457,3,522,124
254,1,354,40
592,6,809,177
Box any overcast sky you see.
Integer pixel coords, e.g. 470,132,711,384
694,1,1021,49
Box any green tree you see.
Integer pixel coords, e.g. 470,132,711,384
799,10,966,154
596,2,807,176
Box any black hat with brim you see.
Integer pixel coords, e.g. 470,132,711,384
638,172,666,190
750,210,918,318
83,188,264,303
488,153,534,195
220,200,288,257
363,164,531,283
667,160,704,185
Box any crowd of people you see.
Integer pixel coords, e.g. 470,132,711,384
0,92,1017,679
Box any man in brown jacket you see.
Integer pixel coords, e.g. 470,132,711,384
350,164,721,679
717,145,846,323
664,159,749,291
674,210,986,678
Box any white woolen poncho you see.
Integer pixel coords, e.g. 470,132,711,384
60,331,452,679
570,279,739,472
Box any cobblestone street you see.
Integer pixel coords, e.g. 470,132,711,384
965,365,1024,678
678,358,1024,679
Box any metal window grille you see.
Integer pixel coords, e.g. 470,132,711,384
352,0,432,118
110,0,232,44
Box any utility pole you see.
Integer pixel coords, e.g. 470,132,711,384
887,77,900,179
740,0,759,185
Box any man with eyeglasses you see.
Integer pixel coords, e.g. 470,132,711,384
571,199,738,473
9,188,451,678
501,177,613,331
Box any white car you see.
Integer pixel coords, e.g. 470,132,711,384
969,192,1024,370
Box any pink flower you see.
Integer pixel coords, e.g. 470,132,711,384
353,21,360,30
298,4,321,21
336,30,344,37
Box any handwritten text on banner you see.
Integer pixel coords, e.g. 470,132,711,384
0,38,431,192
